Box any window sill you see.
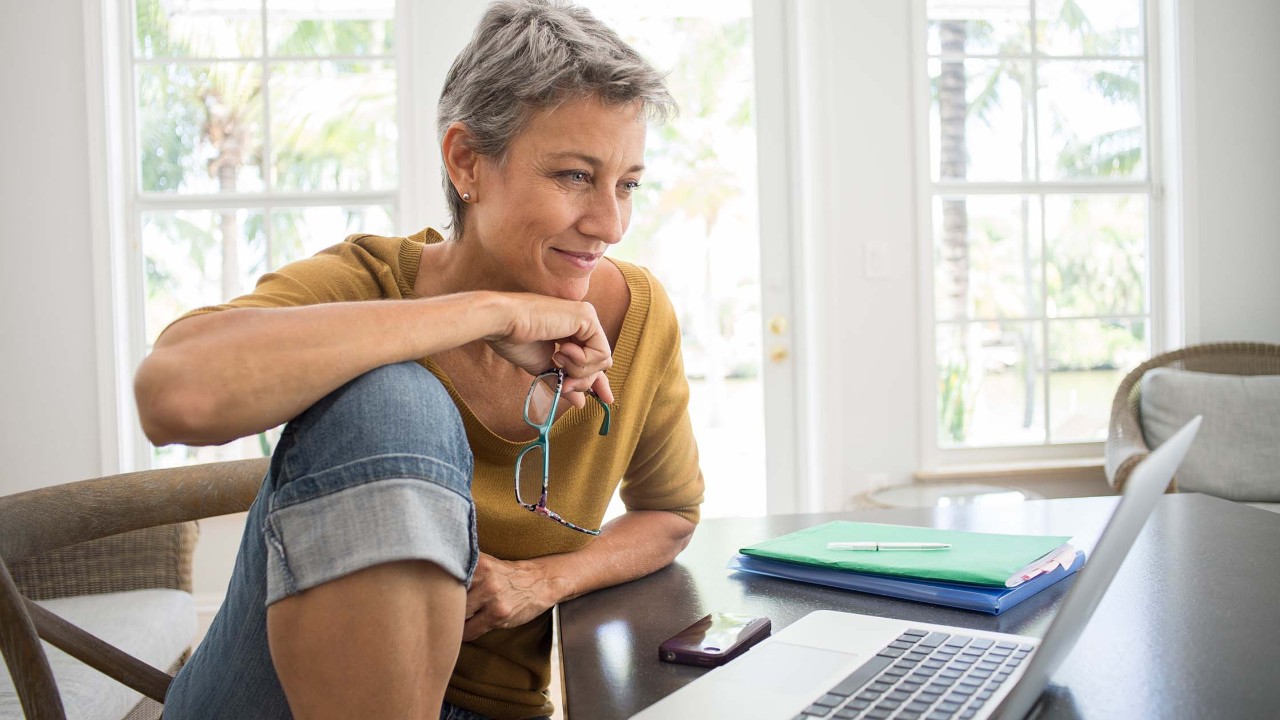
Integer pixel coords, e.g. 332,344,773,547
914,458,1113,500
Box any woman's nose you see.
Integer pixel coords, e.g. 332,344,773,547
580,189,626,244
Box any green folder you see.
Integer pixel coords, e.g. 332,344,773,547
739,521,1071,587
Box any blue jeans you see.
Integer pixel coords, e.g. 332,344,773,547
164,362,485,719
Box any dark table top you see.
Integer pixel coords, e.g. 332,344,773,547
556,494,1280,719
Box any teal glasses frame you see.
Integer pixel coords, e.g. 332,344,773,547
514,367,611,536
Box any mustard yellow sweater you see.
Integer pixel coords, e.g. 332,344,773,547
178,228,704,719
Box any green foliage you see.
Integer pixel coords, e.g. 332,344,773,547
268,65,396,192
134,0,174,58
1045,196,1145,320
271,20,394,56
1055,126,1142,177
137,66,208,192
1050,320,1145,371
622,16,754,249
938,353,971,443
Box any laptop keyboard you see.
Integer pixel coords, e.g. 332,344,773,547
791,628,1034,720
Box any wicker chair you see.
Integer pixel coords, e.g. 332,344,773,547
1104,342,1280,492
0,459,267,720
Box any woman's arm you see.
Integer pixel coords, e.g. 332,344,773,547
462,509,695,641
136,291,614,447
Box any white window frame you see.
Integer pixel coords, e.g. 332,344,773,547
88,0,432,473
753,0,809,513
911,0,1177,470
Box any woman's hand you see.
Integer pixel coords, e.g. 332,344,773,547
483,293,615,407
462,553,567,641
463,511,696,642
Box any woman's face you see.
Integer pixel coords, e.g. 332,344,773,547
467,96,647,300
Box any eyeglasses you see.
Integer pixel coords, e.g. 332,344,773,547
514,367,612,536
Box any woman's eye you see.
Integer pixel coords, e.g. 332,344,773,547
564,171,590,183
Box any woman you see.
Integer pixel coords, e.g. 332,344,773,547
138,2,704,719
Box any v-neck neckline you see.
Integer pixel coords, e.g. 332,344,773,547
395,232,651,457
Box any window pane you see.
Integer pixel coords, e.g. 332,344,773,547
1037,60,1145,180
580,1,765,519
930,59,1032,182
269,205,394,269
1036,0,1143,57
135,0,263,59
153,426,283,468
137,63,266,193
927,0,1030,55
934,195,1041,320
269,61,397,191
1049,319,1146,442
1045,194,1147,318
142,209,265,345
268,0,395,56
937,321,1045,447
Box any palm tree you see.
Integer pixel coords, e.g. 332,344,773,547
936,19,974,443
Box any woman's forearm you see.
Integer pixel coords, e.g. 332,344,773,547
531,510,697,605
135,291,506,447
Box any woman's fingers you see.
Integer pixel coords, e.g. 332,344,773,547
555,340,612,375
554,343,614,405
485,293,616,385
591,373,615,405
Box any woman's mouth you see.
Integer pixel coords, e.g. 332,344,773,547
552,248,602,270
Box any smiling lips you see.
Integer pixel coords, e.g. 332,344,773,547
553,248,603,270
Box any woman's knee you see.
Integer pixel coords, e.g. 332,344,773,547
279,361,472,482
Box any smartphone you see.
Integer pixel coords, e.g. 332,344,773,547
658,612,771,667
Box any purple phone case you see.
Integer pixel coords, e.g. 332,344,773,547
658,613,772,667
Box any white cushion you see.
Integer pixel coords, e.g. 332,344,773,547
1140,368,1280,502
0,589,195,720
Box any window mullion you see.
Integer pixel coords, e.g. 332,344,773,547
261,0,272,272
926,53,1143,62
133,54,395,66
136,191,398,210
1041,193,1052,445
261,0,271,195
933,181,1150,194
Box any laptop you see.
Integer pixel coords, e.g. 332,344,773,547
632,416,1202,720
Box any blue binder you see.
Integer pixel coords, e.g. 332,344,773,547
727,550,1086,615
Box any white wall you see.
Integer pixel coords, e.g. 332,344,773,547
794,0,921,508
1186,0,1280,343
0,2,103,495
1,0,1277,504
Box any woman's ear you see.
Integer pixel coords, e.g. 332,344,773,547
441,122,481,196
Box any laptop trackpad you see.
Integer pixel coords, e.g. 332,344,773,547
712,640,856,694
630,641,859,717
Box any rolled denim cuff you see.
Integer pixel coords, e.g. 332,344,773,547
262,477,477,605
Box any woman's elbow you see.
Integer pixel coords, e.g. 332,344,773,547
134,352,216,446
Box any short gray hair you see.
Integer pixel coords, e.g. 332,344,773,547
437,0,677,238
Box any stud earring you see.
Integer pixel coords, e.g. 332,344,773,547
462,192,472,203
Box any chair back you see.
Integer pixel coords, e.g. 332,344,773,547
1105,342,1280,494
0,459,267,720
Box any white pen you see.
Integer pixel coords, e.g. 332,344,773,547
826,541,952,551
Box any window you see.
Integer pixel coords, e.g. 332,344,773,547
922,0,1156,456
127,0,400,468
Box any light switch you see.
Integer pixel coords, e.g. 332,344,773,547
865,240,890,279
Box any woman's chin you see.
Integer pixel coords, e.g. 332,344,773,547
541,276,593,301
